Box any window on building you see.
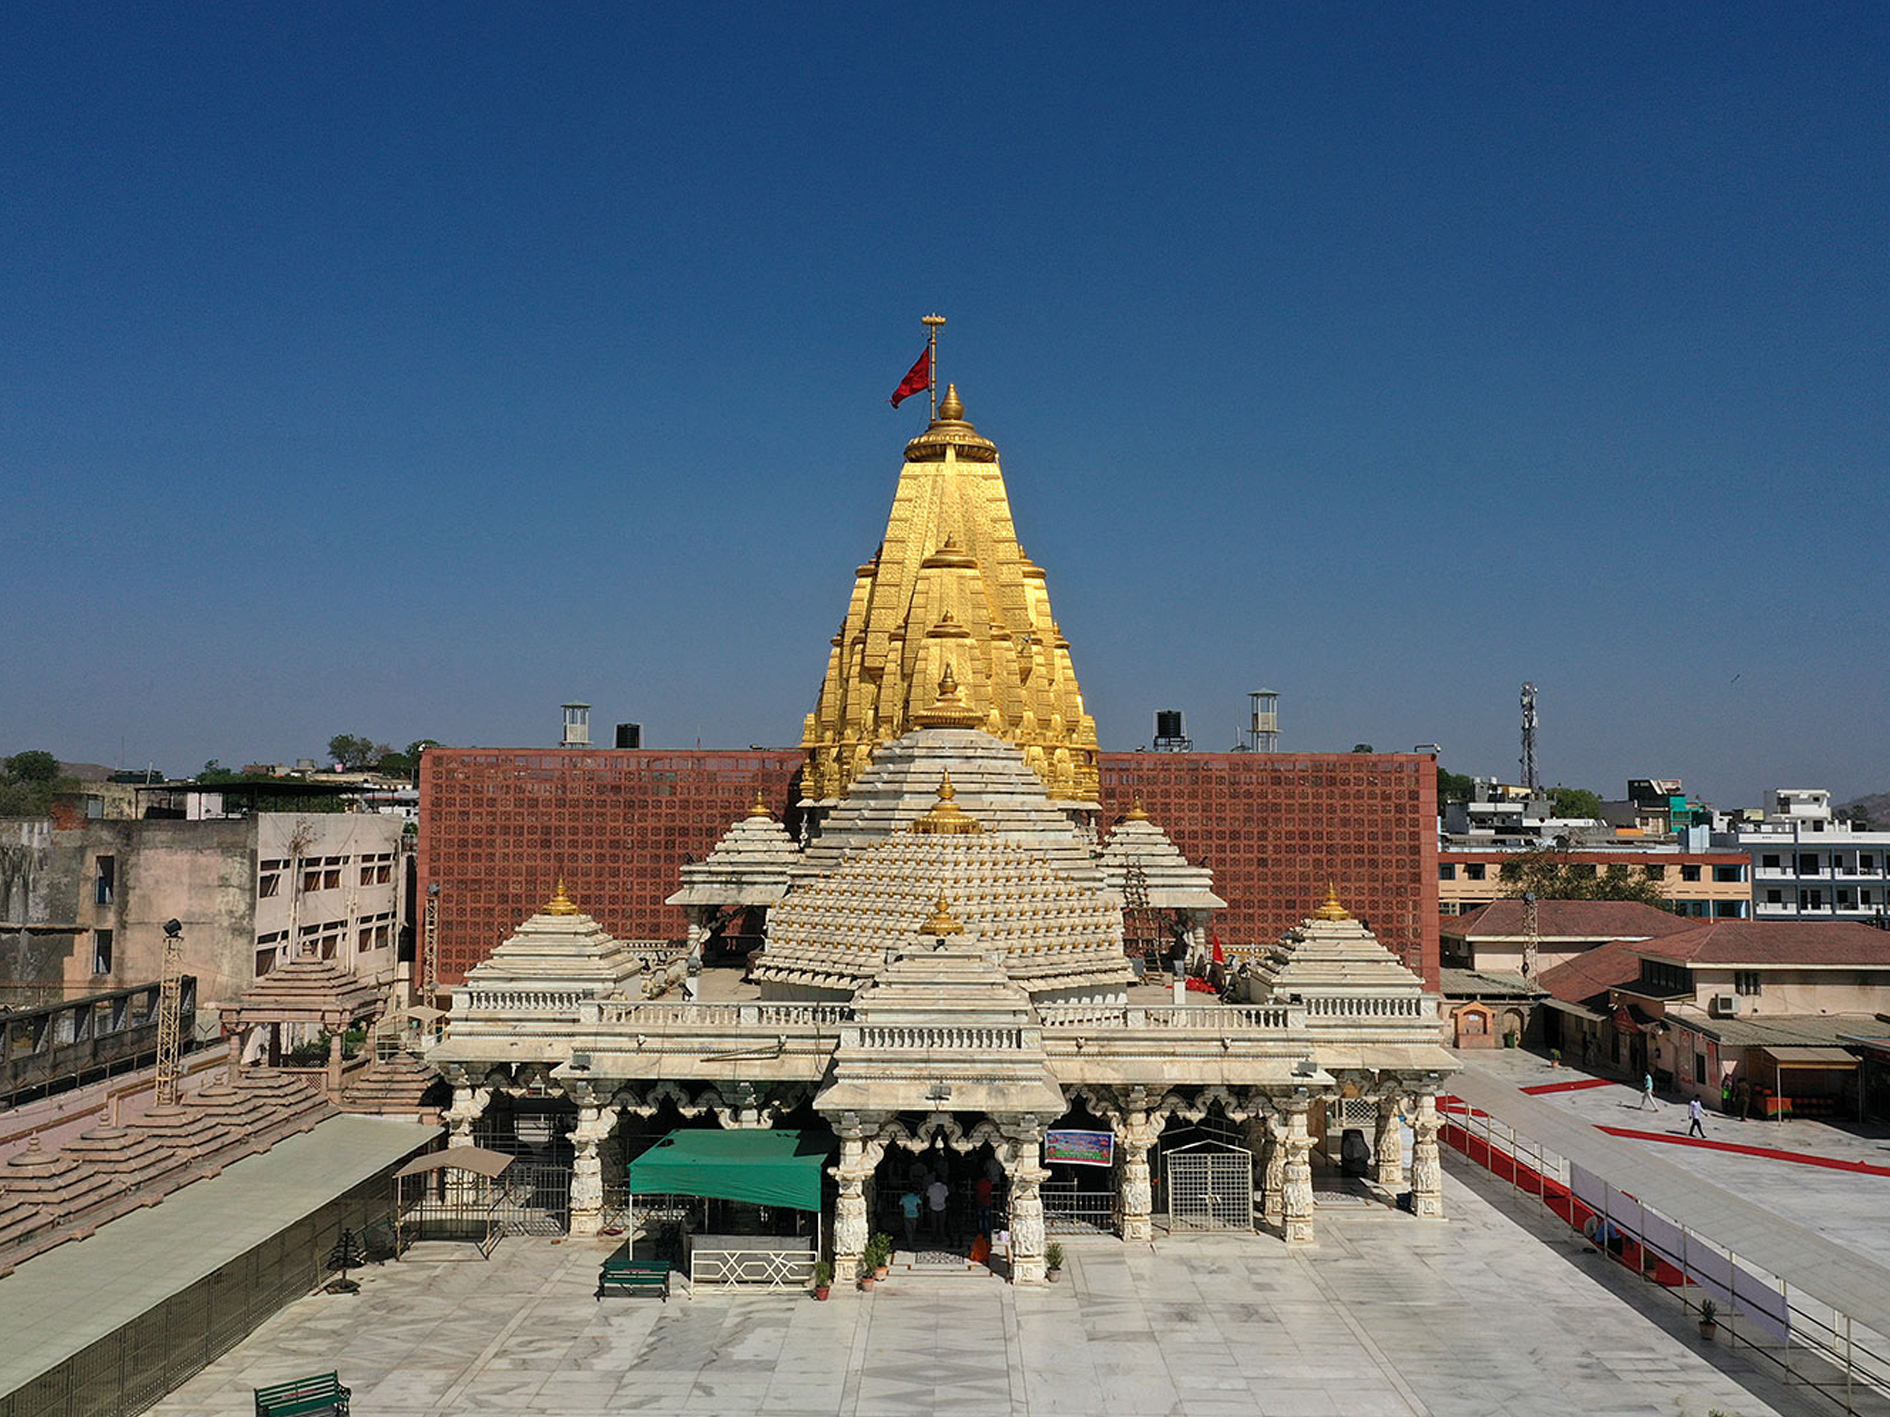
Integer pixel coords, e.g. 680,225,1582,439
1765,889,1782,904
1797,853,1821,874
1714,901,1744,918
1694,1052,1706,1084
94,856,115,905
256,946,277,976
1438,864,1456,880
322,867,341,890
259,870,280,898
303,866,322,892
1681,865,1702,882
1761,853,1781,870
1464,863,1486,881
84,796,104,820
1735,971,1763,996
1713,865,1744,882
1644,864,1666,880
92,929,113,974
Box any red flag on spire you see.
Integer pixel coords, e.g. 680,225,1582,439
889,346,931,408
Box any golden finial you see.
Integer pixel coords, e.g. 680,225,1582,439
545,878,579,916
914,662,984,729
749,788,770,818
922,892,964,937
911,769,982,833
937,382,964,422
1125,797,1149,822
1314,882,1351,921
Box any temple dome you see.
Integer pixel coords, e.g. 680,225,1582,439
750,825,1130,1004
666,793,801,909
1099,805,1227,912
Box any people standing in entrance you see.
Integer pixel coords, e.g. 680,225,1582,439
1687,1097,1707,1138
899,1188,922,1248
1640,1072,1655,1109
926,1176,949,1240
974,1174,995,1236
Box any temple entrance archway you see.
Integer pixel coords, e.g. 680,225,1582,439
1163,1139,1254,1231
865,1113,1008,1257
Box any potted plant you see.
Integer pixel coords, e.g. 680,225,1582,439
1549,1048,1562,1068
1045,1242,1064,1282
858,1257,876,1292
811,1261,833,1301
1698,1300,1717,1340
871,1232,894,1280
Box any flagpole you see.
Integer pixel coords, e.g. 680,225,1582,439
922,312,945,422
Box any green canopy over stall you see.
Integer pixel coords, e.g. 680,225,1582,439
627,1128,833,1212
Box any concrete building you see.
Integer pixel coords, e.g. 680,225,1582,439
1727,789,1890,924
0,790,407,1034
1437,847,1751,918
1538,920,1890,1110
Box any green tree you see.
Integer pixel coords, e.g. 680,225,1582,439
1436,768,1475,804
5,751,60,782
326,734,391,770
1350,743,1375,754
1548,786,1603,819
1499,848,1668,908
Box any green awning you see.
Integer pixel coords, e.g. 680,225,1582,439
627,1128,833,1212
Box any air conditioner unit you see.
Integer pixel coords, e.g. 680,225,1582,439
1709,994,1738,1017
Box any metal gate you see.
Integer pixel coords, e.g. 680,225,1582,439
1164,1141,1253,1231
494,1160,571,1235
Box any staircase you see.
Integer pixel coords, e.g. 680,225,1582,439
882,1246,1007,1283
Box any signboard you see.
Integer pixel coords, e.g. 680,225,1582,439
1044,1129,1114,1167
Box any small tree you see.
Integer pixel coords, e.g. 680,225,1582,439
1548,786,1603,819
1500,847,1667,908
326,734,391,770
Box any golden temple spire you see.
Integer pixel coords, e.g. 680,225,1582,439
1314,882,1352,921
1125,797,1149,822
801,341,1101,803
544,878,579,916
749,788,771,818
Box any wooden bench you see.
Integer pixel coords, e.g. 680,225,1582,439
597,1245,670,1301
254,1371,350,1416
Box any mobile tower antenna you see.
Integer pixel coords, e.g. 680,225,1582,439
1519,683,1540,792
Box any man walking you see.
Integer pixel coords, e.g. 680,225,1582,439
1687,1097,1707,1138
1640,1072,1655,1109
926,1176,950,1241
899,1188,922,1248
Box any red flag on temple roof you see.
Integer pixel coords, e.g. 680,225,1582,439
1211,933,1225,964
889,346,931,408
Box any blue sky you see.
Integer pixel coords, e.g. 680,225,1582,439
4,4,1886,807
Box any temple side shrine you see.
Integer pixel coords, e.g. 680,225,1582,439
432,377,1457,1285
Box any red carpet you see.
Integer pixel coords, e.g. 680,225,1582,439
1596,1126,1890,1177
1520,1077,1622,1096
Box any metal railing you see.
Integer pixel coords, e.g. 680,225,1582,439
1441,1098,1890,1413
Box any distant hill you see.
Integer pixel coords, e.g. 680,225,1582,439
1840,791,1890,829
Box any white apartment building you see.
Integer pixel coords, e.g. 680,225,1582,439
1731,790,1890,925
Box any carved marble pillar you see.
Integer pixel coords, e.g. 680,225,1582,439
442,1083,491,1147
1006,1119,1049,1284
1411,1090,1444,1219
1116,1108,1157,1243
568,1101,618,1237
1281,1096,1316,1246
833,1124,872,1274
1374,1092,1406,1192
1261,1114,1286,1228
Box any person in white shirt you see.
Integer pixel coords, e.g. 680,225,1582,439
1686,1097,1706,1138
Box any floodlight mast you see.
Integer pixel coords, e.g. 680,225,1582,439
155,918,184,1107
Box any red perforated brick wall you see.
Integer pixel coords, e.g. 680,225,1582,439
419,747,1437,989
1099,752,1439,988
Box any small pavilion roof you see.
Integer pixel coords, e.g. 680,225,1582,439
666,793,801,909
223,957,384,1026
1098,803,1225,911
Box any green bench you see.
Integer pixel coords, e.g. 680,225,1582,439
253,1370,350,1416
597,1244,670,1301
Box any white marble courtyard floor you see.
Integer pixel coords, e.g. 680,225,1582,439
147,1157,1869,1417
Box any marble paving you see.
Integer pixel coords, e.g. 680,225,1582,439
149,1163,1849,1416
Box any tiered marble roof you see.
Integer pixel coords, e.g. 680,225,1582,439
797,727,1102,886
666,792,801,909
1099,802,1227,911
1248,887,1426,1001
753,794,1129,1002
465,882,645,998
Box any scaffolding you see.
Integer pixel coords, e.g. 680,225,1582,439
153,922,184,1108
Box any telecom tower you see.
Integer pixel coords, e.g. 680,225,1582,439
1519,682,1540,792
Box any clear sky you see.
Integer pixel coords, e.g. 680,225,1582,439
4,4,1886,808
